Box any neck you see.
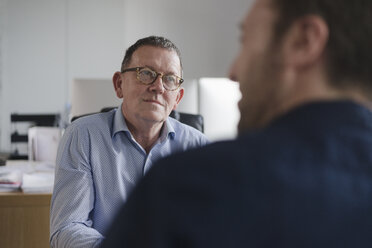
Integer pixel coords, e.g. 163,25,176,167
125,117,164,154
261,74,372,130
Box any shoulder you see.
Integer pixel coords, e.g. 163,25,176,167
149,139,240,180
69,111,114,131
63,111,115,141
146,126,299,184
167,117,209,144
71,110,114,127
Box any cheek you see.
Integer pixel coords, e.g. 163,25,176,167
236,47,253,80
122,83,141,99
165,94,179,108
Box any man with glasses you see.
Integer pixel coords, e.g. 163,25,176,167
103,0,372,247
50,36,208,248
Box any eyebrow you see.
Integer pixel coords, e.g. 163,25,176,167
144,65,179,76
144,65,156,71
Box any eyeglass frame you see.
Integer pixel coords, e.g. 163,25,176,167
121,66,184,91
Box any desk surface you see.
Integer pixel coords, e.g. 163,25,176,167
0,192,52,248
0,192,51,206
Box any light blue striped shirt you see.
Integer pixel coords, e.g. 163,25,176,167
50,107,209,248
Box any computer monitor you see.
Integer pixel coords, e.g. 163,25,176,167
198,78,241,141
71,79,121,118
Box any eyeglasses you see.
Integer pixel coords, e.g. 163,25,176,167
121,67,184,91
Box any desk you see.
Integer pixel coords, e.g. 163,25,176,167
0,192,52,248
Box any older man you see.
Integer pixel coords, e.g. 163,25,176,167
103,0,372,247
50,36,208,247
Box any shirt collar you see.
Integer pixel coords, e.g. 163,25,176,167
162,118,176,141
112,105,176,140
112,106,130,137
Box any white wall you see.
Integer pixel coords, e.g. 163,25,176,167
1,0,67,153
67,0,126,93
0,0,250,152
0,0,5,151
0,0,126,151
123,0,248,79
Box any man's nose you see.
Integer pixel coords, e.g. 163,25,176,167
149,75,165,94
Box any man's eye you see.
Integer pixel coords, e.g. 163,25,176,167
141,70,154,77
164,75,176,83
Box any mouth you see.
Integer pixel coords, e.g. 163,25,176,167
143,99,163,106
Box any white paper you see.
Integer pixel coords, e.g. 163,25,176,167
22,172,55,193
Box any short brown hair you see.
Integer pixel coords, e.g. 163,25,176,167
121,36,182,73
272,0,372,92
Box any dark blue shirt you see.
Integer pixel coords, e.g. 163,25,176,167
104,101,372,248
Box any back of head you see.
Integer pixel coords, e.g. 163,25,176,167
272,0,372,94
121,36,182,72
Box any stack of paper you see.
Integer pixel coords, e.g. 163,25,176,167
22,172,55,193
0,168,22,192
0,160,55,193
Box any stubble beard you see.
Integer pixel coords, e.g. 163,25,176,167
237,46,284,135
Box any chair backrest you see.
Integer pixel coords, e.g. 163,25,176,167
72,108,204,133
100,107,116,112
169,111,204,133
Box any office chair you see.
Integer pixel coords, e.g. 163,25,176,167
169,111,204,133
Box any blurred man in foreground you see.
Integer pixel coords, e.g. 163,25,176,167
103,0,372,247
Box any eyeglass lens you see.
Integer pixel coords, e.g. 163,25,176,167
138,68,179,90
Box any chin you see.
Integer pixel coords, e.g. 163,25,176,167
142,111,166,123
237,121,249,135
238,114,261,134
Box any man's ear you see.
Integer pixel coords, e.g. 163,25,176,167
172,88,184,110
112,72,123,98
282,15,329,69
